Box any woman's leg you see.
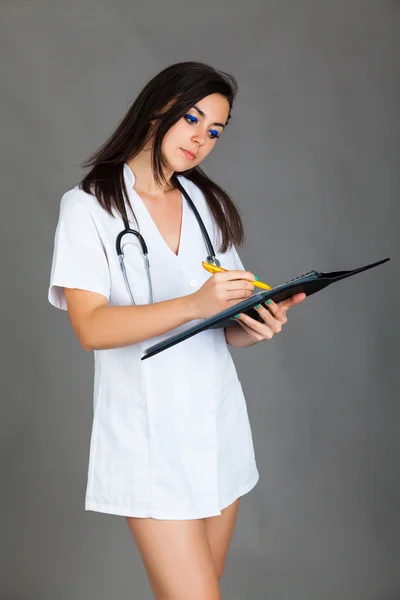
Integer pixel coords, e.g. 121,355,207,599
203,498,241,580
125,516,221,600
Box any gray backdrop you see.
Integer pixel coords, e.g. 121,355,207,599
1,1,399,599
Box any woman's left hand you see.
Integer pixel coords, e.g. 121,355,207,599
233,292,307,343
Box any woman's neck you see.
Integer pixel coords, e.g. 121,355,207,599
127,149,174,196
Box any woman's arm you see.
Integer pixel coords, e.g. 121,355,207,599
65,288,198,351
64,268,256,351
225,326,258,348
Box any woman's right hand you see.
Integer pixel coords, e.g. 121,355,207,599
191,270,256,319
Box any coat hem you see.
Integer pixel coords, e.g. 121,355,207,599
85,470,259,520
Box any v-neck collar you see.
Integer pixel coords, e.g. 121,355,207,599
123,162,186,260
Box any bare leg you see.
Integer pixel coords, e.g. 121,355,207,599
125,516,221,600
203,498,241,580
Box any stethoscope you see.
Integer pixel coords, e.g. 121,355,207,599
116,176,220,304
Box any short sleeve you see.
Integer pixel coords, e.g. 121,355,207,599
230,244,246,271
218,243,246,272
48,190,111,310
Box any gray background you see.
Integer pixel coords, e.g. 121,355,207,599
1,1,399,599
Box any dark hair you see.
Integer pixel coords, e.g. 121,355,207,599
79,61,244,252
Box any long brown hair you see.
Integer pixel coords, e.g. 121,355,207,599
79,61,244,252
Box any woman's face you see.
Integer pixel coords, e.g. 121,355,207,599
160,93,230,172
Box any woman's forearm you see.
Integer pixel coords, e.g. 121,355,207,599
80,295,198,351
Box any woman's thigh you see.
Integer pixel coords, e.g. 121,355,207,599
203,498,241,580
125,516,221,600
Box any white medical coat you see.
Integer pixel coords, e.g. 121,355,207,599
48,163,259,519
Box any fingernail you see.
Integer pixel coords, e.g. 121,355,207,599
234,313,241,318
255,276,259,281
266,299,271,305
255,304,261,308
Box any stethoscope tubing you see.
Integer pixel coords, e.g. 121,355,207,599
116,176,220,304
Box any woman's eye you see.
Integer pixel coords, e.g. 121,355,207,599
184,114,198,124
184,114,220,139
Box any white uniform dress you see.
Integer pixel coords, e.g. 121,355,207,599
48,163,259,519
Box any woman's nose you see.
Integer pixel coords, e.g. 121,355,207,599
192,128,206,145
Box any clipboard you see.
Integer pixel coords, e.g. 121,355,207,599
141,257,390,360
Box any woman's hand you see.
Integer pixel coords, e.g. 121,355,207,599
191,270,256,319
225,293,307,347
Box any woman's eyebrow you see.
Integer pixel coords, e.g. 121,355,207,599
192,105,226,128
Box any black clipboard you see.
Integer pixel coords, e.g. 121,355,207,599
141,257,390,360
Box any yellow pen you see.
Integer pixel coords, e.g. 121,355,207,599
202,261,272,291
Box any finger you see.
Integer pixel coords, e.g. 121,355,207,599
261,299,287,324
235,318,265,342
278,292,307,312
235,311,276,338
252,305,284,334
214,270,256,283
225,280,255,293
226,289,254,301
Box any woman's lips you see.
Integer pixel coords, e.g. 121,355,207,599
181,148,196,160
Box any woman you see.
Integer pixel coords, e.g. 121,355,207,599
48,61,305,599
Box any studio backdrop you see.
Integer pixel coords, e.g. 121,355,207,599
1,1,399,599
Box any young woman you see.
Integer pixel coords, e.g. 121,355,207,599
48,61,305,599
